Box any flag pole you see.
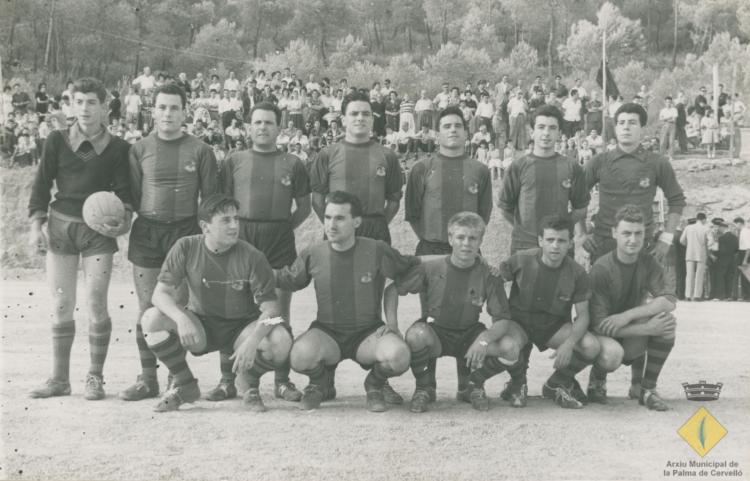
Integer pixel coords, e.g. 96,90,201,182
602,26,607,145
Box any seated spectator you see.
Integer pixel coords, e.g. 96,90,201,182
413,123,437,153
396,121,416,155
290,142,309,163
577,139,594,165
327,120,345,143
475,140,489,165
585,129,604,153
470,124,491,155
384,126,398,150
124,122,142,144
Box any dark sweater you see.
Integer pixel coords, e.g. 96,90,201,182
28,129,132,219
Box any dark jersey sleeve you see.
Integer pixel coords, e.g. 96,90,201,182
291,156,312,199
655,156,686,215
274,248,313,292
220,154,236,197
646,256,677,303
111,140,133,211
128,143,143,212
395,262,427,295
477,164,493,223
485,271,512,322
383,148,404,202
380,242,420,279
198,143,219,198
247,249,278,304
157,238,189,287
404,161,427,223
309,147,331,195
569,160,590,210
497,254,519,282
497,159,520,213
28,131,61,218
571,265,592,303
584,153,602,190
588,263,612,330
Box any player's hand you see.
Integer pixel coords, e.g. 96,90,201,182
650,241,672,265
647,312,676,338
93,211,133,238
376,324,402,339
550,341,574,369
599,313,630,337
479,256,501,277
230,335,262,373
29,224,48,254
176,315,204,351
465,338,488,370
581,234,598,256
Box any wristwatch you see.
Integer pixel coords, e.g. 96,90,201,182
478,340,489,347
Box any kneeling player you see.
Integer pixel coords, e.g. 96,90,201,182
141,195,291,412
275,191,419,412
384,212,522,412
499,215,601,409
586,205,677,411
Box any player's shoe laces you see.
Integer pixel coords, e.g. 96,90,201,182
569,379,589,405
274,381,303,402
365,386,388,413
119,375,159,401
544,383,583,409
204,379,237,401
381,380,403,405
29,378,71,398
639,388,669,411
83,374,106,400
153,379,200,412
628,383,641,400
242,387,267,412
501,382,527,407
409,388,433,413
469,383,490,411
586,377,608,404
300,384,324,411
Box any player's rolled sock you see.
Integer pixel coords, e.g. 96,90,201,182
590,364,608,381
455,357,471,391
52,322,76,382
300,362,327,387
507,343,531,386
469,356,507,387
88,318,111,376
409,346,432,388
274,359,292,384
243,354,276,389
548,351,590,386
365,364,390,390
641,337,675,390
630,354,645,386
427,357,437,388
136,323,157,378
219,351,236,383
148,331,194,386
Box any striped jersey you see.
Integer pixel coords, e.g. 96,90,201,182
396,256,510,329
275,237,419,332
129,133,219,222
309,140,403,216
221,149,311,220
405,154,492,243
158,235,277,320
498,153,589,252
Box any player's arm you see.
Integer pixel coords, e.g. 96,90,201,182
231,298,283,372
599,296,675,338
579,154,602,251
497,160,519,225
198,143,220,198
404,161,426,236
290,195,311,230
98,143,134,237
151,281,204,350
128,144,143,213
311,192,326,222
308,149,330,222
569,162,590,225
274,251,313,292
384,150,404,224
382,282,401,337
28,133,60,251
652,157,686,261
478,166,493,224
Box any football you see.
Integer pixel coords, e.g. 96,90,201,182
82,191,126,231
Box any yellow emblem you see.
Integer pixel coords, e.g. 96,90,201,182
677,406,727,457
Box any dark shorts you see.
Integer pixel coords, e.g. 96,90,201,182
128,215,200,268
309,320,383,369
192,312,292,356
429,321,486,359
47,211,118,257
415,239,452,256
239,219,296,269
356,215,391,245
513,311,567,351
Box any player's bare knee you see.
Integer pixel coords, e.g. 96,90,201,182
405,321,431,349
140,307,164,333
267,325,293,362
86,297,109,323
496,335,520,363
596,341,624,372
290,339,320,371
578,333,601,360
376,337,411,374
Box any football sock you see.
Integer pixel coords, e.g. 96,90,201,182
409,346,432,388
455,357,471,391
548,351,590,386
52,322,76,382
427,357,437,388
136,323,157,378
274,359,292,384
301,362,327,387
365,364,390,390
630,354,645,386
243,354,275,389
590,364,608,381
325,363,337,389
641,337,675,390
88,318,111,376
219,351,236,383
469,356,507,387
507,343,532,386
147,331,194,386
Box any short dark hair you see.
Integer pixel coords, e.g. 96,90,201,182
72,77,107,103
733,217,745,224
665,96,673,101
570,88,578,96
438,106,467,130
341,91,372,116
153,83,187,108
198,194,240,223
325,190,363,218
696,212,707,221
250,101,282,125
531,105,563,129
538,214,573,238
614,103,648,126
614,204,646,227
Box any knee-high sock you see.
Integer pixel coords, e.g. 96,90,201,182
641,337,675,390
365,363,392,390
469,356,507,387
88,318,111,376
301,362,327,387
455,357,471,391
136,323,157,377
148,332,194,386
243,354,276,389
219,351,236,383
507,342,532,386
52,322,76,382
274,359,292,384
548,351,590,386
630,354,645,386
409,346,433,388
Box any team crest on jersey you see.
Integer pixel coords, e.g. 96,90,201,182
561,178,572,189
280,174,292,187
360,272,373,283
468,182,479,194
184,162,196,172
375,166,386,177
231,280,245,291
639,177,650,188
469,288,484,306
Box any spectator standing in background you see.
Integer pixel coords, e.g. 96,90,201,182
680,213,710,302
658,96,678,158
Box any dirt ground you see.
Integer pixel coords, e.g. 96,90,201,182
1,280,749,481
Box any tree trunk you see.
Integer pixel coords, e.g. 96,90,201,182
671,0,677,68
441,9,448,44
407,23,413,52
373,20,382,52
44,0,55,70
252,14,263,58
425,19,433,50
655,10,661,51
547,13,555,80
319,31,326,61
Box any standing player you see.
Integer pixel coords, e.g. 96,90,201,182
220,102,310,402
120,83,219,401
498,215,601,409
581,103,685,394
275,192,418,412
309,91,404,402
141,195,291,412
27,77,132,399
586,205,677,411
384,212,522,412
